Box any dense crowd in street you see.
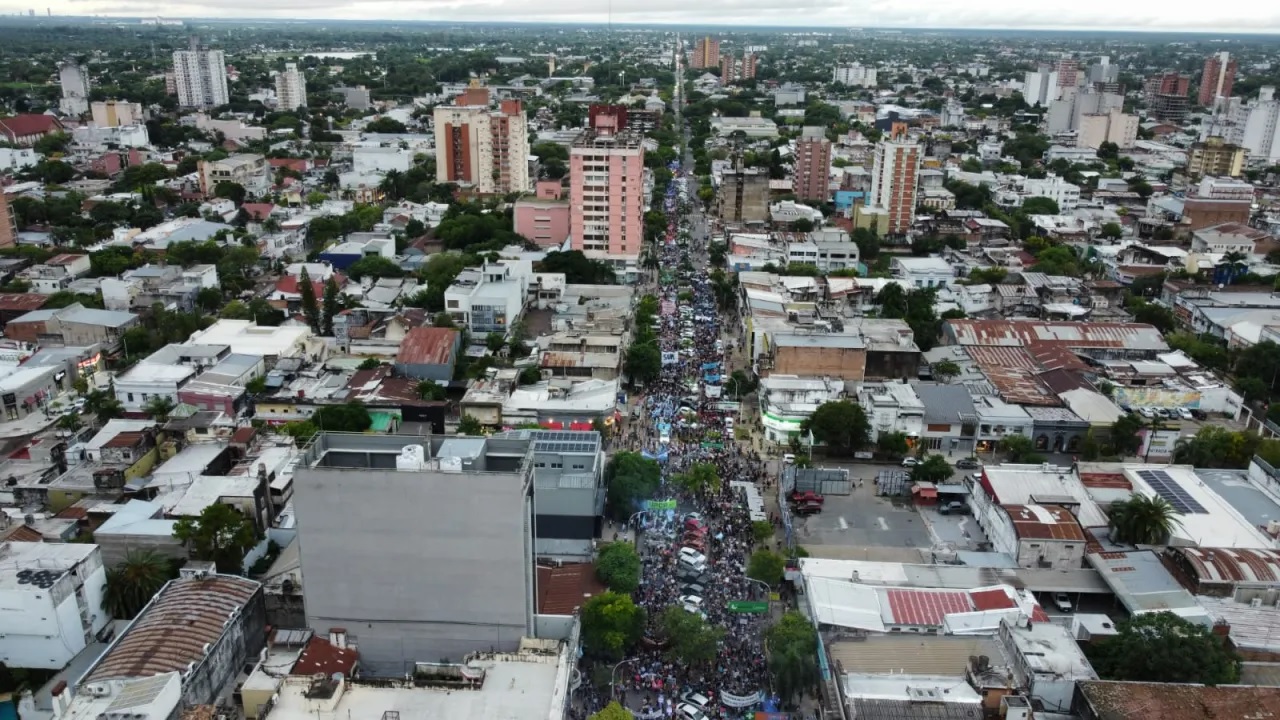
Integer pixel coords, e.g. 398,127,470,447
575,164,779,720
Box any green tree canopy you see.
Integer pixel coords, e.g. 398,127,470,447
604,452,661,519
103,549,175,619
173,503,258,573
659,605,725,666
911,455,955,484
765,611,821,703
1108,494,1181,545
747,549,786,586
1087,612,1240,685
311,403,373,433
588,702,634,720
580,591,645,660
1173,426,1260,468
802,401,871,455
674,462,721,495
596,542,641,594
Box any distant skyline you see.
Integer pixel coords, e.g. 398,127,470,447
4,0,1280,34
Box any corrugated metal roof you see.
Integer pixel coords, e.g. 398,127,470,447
945,319,1168,351
964,346,1058,406
1003,504,1087,541
828,635,1003,675
1173,547,1280,586
396,327,459,366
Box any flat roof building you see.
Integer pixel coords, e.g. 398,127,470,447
0,542,109,670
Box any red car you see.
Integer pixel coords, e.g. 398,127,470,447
793,501,823,516
789,491,825,505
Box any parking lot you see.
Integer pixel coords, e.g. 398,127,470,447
790,472,933,551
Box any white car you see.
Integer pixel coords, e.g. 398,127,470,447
677,704,709,720
1053,593,1073,613
783,453,796,465
678,548,707,565
679,594,703,608
680,692,711,711
1177,407,1194,420
901,457,920,467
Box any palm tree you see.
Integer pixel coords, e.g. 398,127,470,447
143,395,177,423
1223,250,1248,283
1108,495,1181,545
103,550,172,619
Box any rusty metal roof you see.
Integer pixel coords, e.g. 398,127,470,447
964,346,1059,406
396,327,460,366
83,575,260,684
0,293,50,311
1078,681,1280,720
535,562,606,615
944,319,1168,351
1003,504,1087,542
1171,547,1280,586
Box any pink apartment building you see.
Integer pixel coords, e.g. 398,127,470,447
569,129,646,269
514,180,571,248
794,126,832,203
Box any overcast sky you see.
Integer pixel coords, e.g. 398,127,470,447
7,0,1280,33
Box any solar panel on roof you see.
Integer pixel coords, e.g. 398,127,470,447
1137,469,1208,514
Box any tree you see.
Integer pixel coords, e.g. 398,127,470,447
876,432,910,458
143,395,176,423
57,412,83,432
346,256,405,281
83,389,124,422
625,343,661,387
1173,426,1259,468
1087,612,1240,685
580,591,645,660
674,462,721,495
1130,301,1177,334
932,360,961,382
875,283,908,318
1110,413,1145,457
214,181,247,204
748,549,786,586
659,606,725,666
311,402,373,433
605,452,661,519
103,549,173,619
458,414,483,435
485,331,507,352
417,381,446,401
589,702,634,720
911,455,955,484
195,287,223,313
752,520,775,544
357,358,382,370
298,267,320,333
1032,245,1081,276
1100,222,1124,240
321,277,341,336
1001,434,1039,462
365,116,408,134
172,503,258,573
766,611,821,703
1108,495,1181,545
802,401,871,455
596,542,641,593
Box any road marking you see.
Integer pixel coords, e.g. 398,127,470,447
838,517,848,530
877,517,889,531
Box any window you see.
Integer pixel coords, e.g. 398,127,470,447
128,393,134,402
551,462,563,469
572,463,585,470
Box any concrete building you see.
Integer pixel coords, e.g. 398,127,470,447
352,146,412,175
292,433,545,674
1188,136,1246,179
1180,176,1255,232
793,126,832,203
996,618,1096,712
80,572,266,707
708,116,779,138
857,382,925,443
691,36,720,69
274,62,307,111
1023,65,1060,107
514,180,570,249
444,259,527,335
58,60,90,116
716,168,770,224
1144,73,1191,124
758,375,845,445
832,63,877,88
0,542,109,670
394,326,461,382
1200,52,1238,107
172,36,229,109
0,192,16,249
976,503,1088,570
1238,87,1280,163
869,122,921,236
892,256,955,289
1019,174,1082,212
91,100,144,127
569,129,645,269
720,53,758,84
199,153,270,198
1077,107,1139,150
433,90,530,195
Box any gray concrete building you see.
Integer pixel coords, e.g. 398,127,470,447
293,431,601,675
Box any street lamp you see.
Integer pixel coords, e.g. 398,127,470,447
610,657,639,701
744,576,770,599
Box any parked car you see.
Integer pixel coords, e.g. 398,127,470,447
955,457,980,469
794,501,823,516
677,703,709,720
789,490,825,505
1053,593,1073,613
680,692,712,711
901,457,920,467
939,501,969,515
678,548,707,565
681,582,706,595
783,453,796,465
1177,407,1193,420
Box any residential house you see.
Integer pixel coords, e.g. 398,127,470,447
444,260,529,335
394,327,462,381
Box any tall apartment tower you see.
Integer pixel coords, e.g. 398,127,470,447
569,128,645,268
1199,52,1238,107
869,122,921,237
1023,65,1060,107
1055,59,1080,89
0,192,17,248
720,54,759,84
793,126,832,203
172,36,229,108
433,90,531,195
275,62,307,111
58,61,90,116
691,36,720,69
1144,72,1192,124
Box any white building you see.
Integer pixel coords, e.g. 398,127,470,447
0,542,109,670
0,147,38,172
173,36,229,109
1017,174,1082,212
857,382,925,442
785,228,860,273
1224,87,1280,164
758,375,844,444
199,154,270,197
972,501,1089,571
274,63,307,111
187,320,316,361
444,260,528,335
891,256,954,289
58,61,90,116
91,100,145,128
832,64,878,88
1077,108,1139,150
353,146,412,175
708,116,779,138
72,124,150,150
1023,67,1060,107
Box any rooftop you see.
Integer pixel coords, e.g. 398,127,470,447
396,327,460,366
1086,550,1208,622
978,464,1109,528
1003,504,1087,541
0,541,96,591
1123,465,1274,548
827,634,1004,676
1076,681,1280,720
1169,546,1280,587
82,574,261,684
186,320,312,358
944,319,1168,352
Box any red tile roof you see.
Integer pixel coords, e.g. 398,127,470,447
1079,472,1131,490
969,588,1017,611
5,525,43,542
0,293,50,312
0,114,64,140
231,426,257,444
1004,504,1087,541
885,589,972,626
397,327,460,366
275,273,343,297
240,203,275,221
535,562,607,615
267,158,311,173
290,635,359,676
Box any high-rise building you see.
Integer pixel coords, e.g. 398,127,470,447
720,53,759,84
274,62,307,111
1187,136,1246,179
58,60,89,116
715,168,769,224
1239,87,1280,163
1199,52,1238,107
1077,108,1140,150
569,128,645,268
869,122,921,237
588,104,628,134
793,126,832,203
172,36,229,108
832,63,877,88
1023,65,1060,107
90,100,143,127
742,53,758,80
1144,72,1192,124
0,191,17,248
433,90,531,195
691,36,720,69
1055,59,1080,89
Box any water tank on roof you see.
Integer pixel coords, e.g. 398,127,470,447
396,445,427,471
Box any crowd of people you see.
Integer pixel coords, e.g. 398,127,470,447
576,165,778,720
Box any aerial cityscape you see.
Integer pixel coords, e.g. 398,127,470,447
3,14,1280,720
